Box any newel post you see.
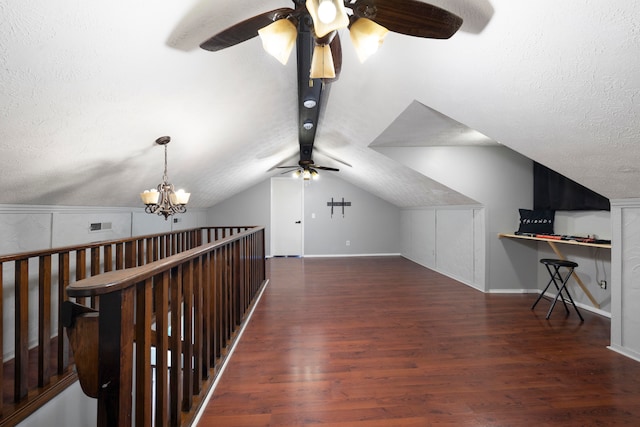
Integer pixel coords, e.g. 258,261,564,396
97,287,135,427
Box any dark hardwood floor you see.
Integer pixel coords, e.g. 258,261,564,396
199,257,640,426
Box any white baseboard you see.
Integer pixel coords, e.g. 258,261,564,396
608,344,640,363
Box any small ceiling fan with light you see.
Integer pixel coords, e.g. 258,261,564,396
200,0,463,177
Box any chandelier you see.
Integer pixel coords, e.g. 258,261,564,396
140,136,191,220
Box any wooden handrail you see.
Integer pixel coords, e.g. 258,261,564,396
0,226,256,427
63,227,266,426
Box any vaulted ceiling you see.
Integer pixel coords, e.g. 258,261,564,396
1,1,638,209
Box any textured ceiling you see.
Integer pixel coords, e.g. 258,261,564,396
0,0,638,210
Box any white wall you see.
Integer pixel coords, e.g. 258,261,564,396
610,199,640,361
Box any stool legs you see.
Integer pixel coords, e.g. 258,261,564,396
532,264,584,322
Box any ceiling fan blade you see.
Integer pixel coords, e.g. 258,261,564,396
276,165,300,169
314,165,340,172
353,0,463,39
200,8,295,51
280,168,298,175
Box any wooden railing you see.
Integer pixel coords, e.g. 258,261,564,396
0,226,253,426
62,226,266,426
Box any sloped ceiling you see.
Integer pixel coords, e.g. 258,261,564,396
0,1,638,210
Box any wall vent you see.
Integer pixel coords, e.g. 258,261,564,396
89,222,113,232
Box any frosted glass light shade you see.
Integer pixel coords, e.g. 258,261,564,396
305,0,349,37
258,19,297,65
350,18,389,63
310,44,335,79
170,189,191,205
140,189,160,205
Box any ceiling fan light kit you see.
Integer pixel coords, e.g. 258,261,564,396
258,18,298,65
293,168,319,180
349,17,389,62
140,136,191,220
310,43,336,78
305,0,349,37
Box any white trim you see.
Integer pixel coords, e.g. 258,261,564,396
191,278,271,426
302,253,401,258
402,204,484,211
0,204,139,214
488,289,612,318
608,344,640,363
610,198,640,208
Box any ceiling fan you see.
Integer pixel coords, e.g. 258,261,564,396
276,158,340,180
200,0,463,177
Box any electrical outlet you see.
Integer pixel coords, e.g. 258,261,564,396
346,240,350,246
599,280,607,289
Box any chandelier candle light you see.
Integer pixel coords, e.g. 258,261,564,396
140,136,191,220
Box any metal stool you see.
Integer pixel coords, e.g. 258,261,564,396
532,258,584,321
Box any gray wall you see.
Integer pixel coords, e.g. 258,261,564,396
402,206,485,290
303,173,400,256
377,145,537,292
381,145,612,315
205,175,401,257
205,178,272,251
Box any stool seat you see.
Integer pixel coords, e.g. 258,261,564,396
540,258,578,269
532,258,584,321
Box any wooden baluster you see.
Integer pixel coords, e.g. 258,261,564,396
164,235,170,259
91,247,101,309
192,256,203,391
169,265,183,426
221,246,229,349
240,241,244,318
97,287,135,427
232,242,240,328
135,279,153,427
202,252,212,373
124,241,135,269
214,248,222,359
14,259,29,401
0,262,4,415
58,252,70,373
90,247,101,277
115,243,124,270
154,271,170,426
137,240,145,266
182,260,194,412
38,255,52,387
76,249,87,306
152,236,159,262
145,237,154,264
103,245,113,273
